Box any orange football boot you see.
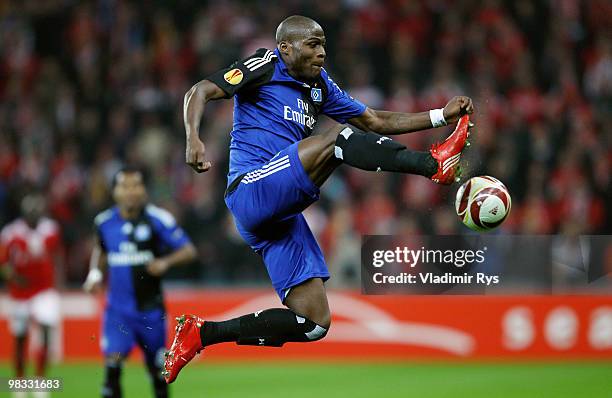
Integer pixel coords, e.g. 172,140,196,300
430,115,471,184
163,315,205,384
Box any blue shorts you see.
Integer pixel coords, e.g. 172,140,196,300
101,307,166,365
225,142,330,301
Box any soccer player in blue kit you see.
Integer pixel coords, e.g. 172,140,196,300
83,168,197,397
164,15,474,383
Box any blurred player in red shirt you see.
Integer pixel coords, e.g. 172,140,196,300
0,192,63,386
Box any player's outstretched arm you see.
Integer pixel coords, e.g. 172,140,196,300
183,80,227,173
348,96,474,135
146,242,197,277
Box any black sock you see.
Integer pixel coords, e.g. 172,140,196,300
15,335,26,377
102,364,122,398
200,318,240,345
394,150,438,177
200,308,327,347
37,326,50,376
334,128,437,177
145,357,167,398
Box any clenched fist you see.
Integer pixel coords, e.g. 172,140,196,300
443,96,474,124
146,258,170,276
186,138,212,173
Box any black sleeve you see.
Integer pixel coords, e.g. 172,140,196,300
205,48,277,98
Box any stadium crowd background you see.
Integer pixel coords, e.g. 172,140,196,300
0,0,610,288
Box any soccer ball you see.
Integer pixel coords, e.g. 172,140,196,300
455,176,511,232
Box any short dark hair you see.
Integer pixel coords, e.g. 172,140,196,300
112,166,148,188
275,15,321,44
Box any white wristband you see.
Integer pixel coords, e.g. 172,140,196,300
86,268,103,284
429,108,447,128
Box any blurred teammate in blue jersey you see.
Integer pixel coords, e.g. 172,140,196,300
83,167,197,398
164,15,474,383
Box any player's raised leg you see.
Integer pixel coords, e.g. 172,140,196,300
163,279,330,384
283,278,331,328
298,115,472,187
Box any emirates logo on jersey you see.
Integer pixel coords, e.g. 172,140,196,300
283,98,316,130
224,68,243,85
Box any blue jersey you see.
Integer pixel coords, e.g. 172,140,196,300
94,205,191,313
206,48,367,185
